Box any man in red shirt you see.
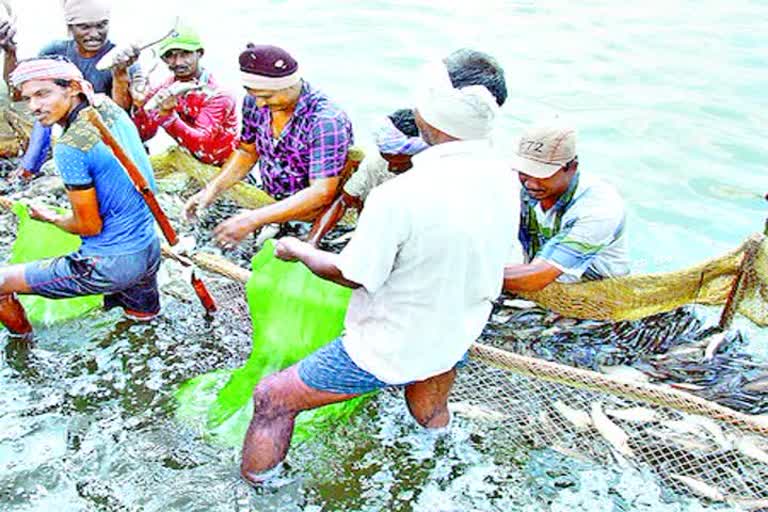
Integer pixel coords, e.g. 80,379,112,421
130,26,237,166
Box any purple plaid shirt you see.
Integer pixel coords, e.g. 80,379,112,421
240,81,354,199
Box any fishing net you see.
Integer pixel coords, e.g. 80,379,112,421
174,240,367,447
521,234,768,326
185,236,768,509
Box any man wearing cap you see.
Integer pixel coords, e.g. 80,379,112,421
182,44,353,247
308,47,509,245
130,27,238,166
2,0,140,179
239,84,518,481
306,108,427,244
503,121,629,292
0,58,160,336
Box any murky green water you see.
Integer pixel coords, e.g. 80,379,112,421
2,0,767,510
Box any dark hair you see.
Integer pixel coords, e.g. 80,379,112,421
387,108,419,137
443,48,507,106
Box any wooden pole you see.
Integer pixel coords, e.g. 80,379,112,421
83,107,179,246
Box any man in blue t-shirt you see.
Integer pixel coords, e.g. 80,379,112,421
0,57,160,337
1,0,139,177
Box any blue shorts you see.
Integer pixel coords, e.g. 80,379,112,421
25,238,161,315
298,337,396,395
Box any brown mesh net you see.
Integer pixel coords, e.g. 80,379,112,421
190,237,768,508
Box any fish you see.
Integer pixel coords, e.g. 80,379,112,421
449,402,508,422
685,415,730,451
670,474,725,501
743,374,768,393
502,299,537,309
646,429,716,453
600,365,651,384
729,498,768,511
733,436,768,465
605,406,659,423
590,402,634,457
704,331,728,361
552,400,592,430
144,82,208,111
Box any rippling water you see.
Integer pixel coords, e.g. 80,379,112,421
2,0,767,510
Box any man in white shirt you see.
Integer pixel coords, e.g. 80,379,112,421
240,83,519,483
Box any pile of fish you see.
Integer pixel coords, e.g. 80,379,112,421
483,297,768,414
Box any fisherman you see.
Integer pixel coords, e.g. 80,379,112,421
0,58,160,337
503,121,629,292
239,82,518,481
308,48,509,243
130,26,238,166
1,0,140,178
182,44,353,248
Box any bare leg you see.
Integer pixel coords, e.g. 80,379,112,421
404,368,456,428
241,365,359,484
0,293,32,336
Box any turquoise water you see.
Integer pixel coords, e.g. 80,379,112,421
2,0,768,510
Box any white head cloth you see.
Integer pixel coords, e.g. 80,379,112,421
61,0,111,25
417,84,498,141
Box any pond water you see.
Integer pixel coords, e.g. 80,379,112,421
1,0,767,510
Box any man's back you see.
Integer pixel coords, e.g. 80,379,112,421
338,139,519,384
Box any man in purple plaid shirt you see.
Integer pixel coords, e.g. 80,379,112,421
183,44,353,247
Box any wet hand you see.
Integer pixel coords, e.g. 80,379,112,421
0,20,17,51
153,87,178,116
27,203,63,224
274,237,307,262
111,44,141,70
213,211,259,249
183,187,216,223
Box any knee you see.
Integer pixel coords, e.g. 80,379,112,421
250,373,290,421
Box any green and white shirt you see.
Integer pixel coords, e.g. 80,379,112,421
519,172,629,283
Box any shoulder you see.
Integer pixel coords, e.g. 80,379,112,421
567,174,626,221
58,113,100,153
96,96,131,128
303,83,351,123
38,40,69,57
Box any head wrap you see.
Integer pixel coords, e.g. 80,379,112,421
157,25,203,56
61,0,111,25
373,117,428,156
238,44,301,91
10,58,95,104
416,84,498,140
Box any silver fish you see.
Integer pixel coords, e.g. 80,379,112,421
733,435,768,465
502,299,537,309
600,365,651,384
704,332,728,361
144,82,208,111
605,406,659,423
450,402,508,422
671,474,725,501
552,400,592,430
591,402,634,457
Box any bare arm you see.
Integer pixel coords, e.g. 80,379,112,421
275,237,361,289
503,260,563,292
306,191,362,247
183,142,259,220
111,67,132,109
213,176,341,246
29,188,103,236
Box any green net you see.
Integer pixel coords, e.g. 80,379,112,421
4,202,101,327
175,240,368,447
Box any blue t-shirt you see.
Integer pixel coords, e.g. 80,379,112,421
54,98,157,256
39,39,122,94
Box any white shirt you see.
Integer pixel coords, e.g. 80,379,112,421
337,139,520,384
